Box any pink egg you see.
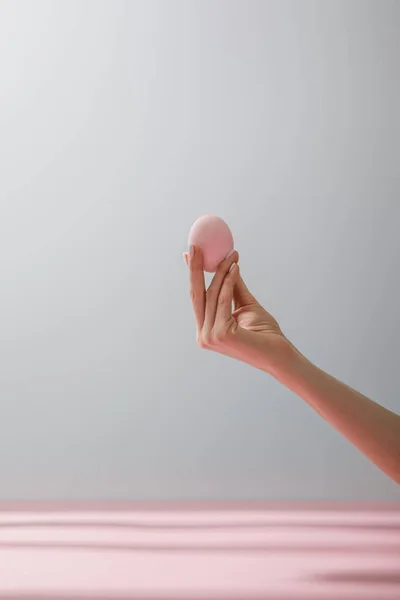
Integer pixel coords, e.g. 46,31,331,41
188,215,234,272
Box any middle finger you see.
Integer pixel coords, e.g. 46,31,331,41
203,249,239,334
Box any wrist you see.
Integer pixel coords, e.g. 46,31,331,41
267,338,308,385
271,340,326,406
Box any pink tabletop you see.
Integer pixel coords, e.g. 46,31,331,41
0,503,399,599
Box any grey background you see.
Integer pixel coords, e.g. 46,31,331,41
0,0,399,500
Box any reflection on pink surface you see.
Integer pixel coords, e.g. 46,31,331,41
0,503,399,599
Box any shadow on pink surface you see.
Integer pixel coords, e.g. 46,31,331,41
1,518,400,531
0,504,399,599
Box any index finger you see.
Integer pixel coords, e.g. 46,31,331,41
187,245,206,330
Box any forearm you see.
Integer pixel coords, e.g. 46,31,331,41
274,344,400,484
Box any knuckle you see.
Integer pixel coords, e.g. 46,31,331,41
212,328,226,344
218,294,230,306
196,333,208,349
202,332,212,347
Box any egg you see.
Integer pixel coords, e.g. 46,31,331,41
188,215,234,272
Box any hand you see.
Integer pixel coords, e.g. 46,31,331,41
184,246,292,375
184,250,400,485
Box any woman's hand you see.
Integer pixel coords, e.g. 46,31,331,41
184,245,400,485
184,245,292,375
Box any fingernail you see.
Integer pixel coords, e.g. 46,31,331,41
190,244,195,258
226,249,235,260
229,262,237,273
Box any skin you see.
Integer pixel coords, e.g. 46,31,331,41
184,245,400,485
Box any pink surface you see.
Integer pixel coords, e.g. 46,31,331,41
188,215,234,272
0,504,399,599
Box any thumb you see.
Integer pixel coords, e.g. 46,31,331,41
233,274,258,309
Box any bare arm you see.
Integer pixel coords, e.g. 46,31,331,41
275,347,400,484
185,245,400,485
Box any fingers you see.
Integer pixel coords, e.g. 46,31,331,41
187,245,206,331
203,250,239,333
233,274,257,309
215,262,240,324
184,246,243,348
